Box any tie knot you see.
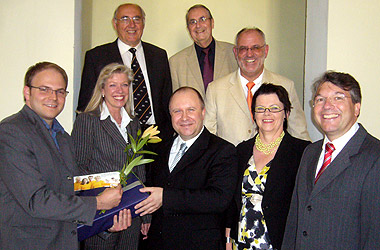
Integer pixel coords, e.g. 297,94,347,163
325,142,335,153
247,82,255,90
203,47,210,55
179,142,187,151
129,48,137,55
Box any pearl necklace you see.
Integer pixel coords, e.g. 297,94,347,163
255,131,285,155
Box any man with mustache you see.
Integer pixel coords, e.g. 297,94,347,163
204,27,310,146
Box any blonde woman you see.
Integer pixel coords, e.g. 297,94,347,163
72,63,149,250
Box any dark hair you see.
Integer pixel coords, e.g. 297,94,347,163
186,4,213,25
24,62,68,88
312,71,361,104
235,27,266,45
169,87,205,110
252,83,292,130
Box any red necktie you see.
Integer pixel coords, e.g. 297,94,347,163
315,142,335,184
202,48,213,89
246,82,255,119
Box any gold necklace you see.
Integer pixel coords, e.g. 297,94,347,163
255,131,285,155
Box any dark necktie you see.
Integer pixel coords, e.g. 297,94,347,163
202,47,213,89
129,48,152,124
315,142,335,184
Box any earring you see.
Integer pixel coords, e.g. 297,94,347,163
102,94,104,98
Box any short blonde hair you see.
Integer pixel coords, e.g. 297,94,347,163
84,63,134,117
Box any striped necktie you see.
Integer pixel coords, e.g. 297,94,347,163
129,48,152,124
315,142,335,184
169,143,187,172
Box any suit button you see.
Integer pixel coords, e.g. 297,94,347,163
263,205,269,210
307,205,312,211
303,231,308,237
67,176,72,180
71,230,77,235
248,129,252,133
167,182,171,186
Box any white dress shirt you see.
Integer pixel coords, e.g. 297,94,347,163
100,101,132,143
117,38,156,125
315,122,360,177
239,69,264,99
168,127,205,168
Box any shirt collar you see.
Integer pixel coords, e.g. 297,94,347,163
322,122,360,152
117,38,143,55
40,117,65,134
176,126,205,149
100,101,131,126
238,68,264,86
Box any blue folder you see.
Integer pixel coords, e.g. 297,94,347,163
76,173,148,241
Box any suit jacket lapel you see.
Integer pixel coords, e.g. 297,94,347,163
310,126,366,199
109,40,124,64
100,117,127,149
186,45,204,92
214,40,228,79
170,129,209,175
229,71,252,120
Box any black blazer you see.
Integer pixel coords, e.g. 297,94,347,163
146,128,238,250
78,40,174,142
229,132,310,249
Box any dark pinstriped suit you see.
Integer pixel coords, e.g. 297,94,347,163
72,110,149,250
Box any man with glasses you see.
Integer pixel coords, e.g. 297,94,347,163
78,3,173,142
282,71,380,250
169,4,237,97
204,27,309,146
0,62,130,249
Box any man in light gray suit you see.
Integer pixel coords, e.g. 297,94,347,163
169,4,237,97
0,62,129,249
282,71,380,249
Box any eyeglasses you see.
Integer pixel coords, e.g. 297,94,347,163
188,16,211,26
29,86,69,98
254,105,284,113
237,44,266,55
313,94,351,107
114,16,143,24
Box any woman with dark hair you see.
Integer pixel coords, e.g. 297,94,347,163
72,63,149,250
226,83,310,250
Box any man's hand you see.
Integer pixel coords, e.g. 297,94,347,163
141,223,151,240
96,184,123,210
108,209,132,232
134,187,163,216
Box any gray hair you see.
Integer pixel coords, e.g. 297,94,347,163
235,27,266,45
185,4,213,26
113,3,146,24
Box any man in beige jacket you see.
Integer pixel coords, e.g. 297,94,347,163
205,27,310,145
169,4,237,98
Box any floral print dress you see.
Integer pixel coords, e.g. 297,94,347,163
235,155,274,250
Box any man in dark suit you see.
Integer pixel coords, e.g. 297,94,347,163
78,3,173,141
134,87,238,250
282,71,380,250
0,62,129,249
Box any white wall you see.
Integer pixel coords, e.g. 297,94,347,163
89,0,307,103
0,0,76,131
326,0,380,139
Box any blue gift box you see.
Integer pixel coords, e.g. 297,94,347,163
76,173,148,242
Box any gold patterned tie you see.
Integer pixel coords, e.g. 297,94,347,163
129,48,152,124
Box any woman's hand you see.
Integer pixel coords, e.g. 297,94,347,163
108,209,132,232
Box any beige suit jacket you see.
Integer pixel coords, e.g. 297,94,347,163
204,69,310,145
169,39,238,98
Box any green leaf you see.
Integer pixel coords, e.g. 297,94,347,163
129,134,137,153
137,129,141,137
123,155,143,175
136,150,157,155
136,135,149,151
137,159,155,165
